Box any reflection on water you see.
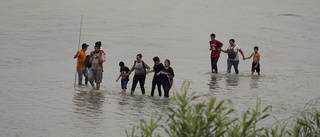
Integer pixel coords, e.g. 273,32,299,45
208,75,220,91
250,75,260,89
226,75,239,87
73,91,105,118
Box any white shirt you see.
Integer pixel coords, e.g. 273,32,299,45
228,45,241,61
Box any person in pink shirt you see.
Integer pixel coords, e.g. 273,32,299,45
209,33,223,73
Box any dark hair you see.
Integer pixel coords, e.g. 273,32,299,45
95,41,101,46
254,46,259,50
137,54,142,58
153,56,160,62
119,61,124,67
165,59,171,66
81,43,89,49
210,33,215,37
94,45,100,48
229,39,235,43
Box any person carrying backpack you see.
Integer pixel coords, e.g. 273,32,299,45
209,33,223,73
74,43,89,85
126,54,150,95
220,39,245,74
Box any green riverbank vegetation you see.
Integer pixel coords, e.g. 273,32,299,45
126,81,320,137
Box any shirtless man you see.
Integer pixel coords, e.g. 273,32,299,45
245,46,260,75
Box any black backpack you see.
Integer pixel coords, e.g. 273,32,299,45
84,55,91,68
228,47,237,59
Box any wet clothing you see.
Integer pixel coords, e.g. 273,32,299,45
89,69,103,83
89,52,105,83
130,60,150,95
151,63,163,97
227,59,239,74
210,40,223,73
251,62,260,73
160,67,174,98
131,75,146,94
121,79,129,90
211,57,219,73
77,49,86,68
77,67,88,85
120,67,129,90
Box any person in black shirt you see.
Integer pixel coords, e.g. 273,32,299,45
116,61,130,92
157,59,174,98
149,57,163,97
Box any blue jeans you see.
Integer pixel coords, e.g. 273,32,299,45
121,79,129,89
77,67,88,85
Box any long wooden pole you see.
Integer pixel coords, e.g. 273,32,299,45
74,15,83,88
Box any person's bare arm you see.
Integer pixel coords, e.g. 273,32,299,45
220,49,228,53
74,51,79,59
245,53,254,60
116,74,121,82
239,49,245,60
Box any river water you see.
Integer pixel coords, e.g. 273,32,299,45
1,0,320,136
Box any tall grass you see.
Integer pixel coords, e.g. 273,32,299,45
126,80,320,137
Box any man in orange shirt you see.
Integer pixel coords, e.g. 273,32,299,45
74,43,89,85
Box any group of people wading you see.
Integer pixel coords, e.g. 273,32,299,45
209,33,260,75
74,41,174,98
74,33,260,98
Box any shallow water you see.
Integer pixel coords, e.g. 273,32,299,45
1,0,320,136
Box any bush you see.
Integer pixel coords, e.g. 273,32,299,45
126,80,320,137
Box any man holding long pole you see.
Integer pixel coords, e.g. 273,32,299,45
74,43,89,85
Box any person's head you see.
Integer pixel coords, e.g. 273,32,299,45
164,59,171,67
119,61,125,68
210,33,216,41
136,54,142,62
229,39,235,46
95,41,101,46
94,45,101,53
82,43,89,51
254,46,259,52
153,56,160,64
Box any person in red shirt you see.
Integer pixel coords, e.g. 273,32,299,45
209,33,223,73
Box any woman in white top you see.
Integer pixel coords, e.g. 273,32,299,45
220,39,245,74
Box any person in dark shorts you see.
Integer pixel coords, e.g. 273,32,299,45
245,46,260,75
116,61,130,92
149,56,163,97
